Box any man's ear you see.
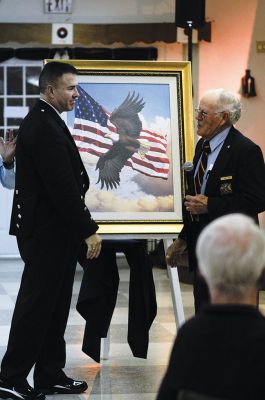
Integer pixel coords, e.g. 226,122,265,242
222,111,230,122
46,85,54,98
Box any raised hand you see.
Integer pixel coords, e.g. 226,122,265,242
0,130,16,163
166,238,187,267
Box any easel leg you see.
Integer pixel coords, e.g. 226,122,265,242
101,330,110,360
163,239,185,327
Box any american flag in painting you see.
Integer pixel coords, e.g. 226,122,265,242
72,85,170,180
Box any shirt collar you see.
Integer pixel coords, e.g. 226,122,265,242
202,303,263,318
207,126,231,152
40,98,62,117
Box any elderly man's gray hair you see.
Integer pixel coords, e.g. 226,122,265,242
196,213,265,296
203,88,242,124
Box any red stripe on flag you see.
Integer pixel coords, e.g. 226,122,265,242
77,146,103,158
72,134,112,150
73,119,170,179
73,123,107,138
126,157,169,173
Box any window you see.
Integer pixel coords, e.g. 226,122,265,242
0,61,42,138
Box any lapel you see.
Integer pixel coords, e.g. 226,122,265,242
205,127,236,193
36,99,81,150
193,139,203,170
38,100,76,141
36,100,89,180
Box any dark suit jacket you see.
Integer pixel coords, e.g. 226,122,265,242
180,126,265,270
157,304,265,400
10,99,98,239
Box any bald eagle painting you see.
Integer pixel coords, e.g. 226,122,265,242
96,92,149,190
73,84,170,196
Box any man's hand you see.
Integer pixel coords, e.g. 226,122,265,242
166,238,187,267
0,130,16,164
184,194,208,215
85,233,102,259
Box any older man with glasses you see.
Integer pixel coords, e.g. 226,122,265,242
166,88,265,313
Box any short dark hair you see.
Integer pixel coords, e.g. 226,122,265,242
39,61,78,94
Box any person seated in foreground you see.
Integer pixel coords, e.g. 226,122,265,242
156,213,265,400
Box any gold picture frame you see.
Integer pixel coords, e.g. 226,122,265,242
45,59,194,235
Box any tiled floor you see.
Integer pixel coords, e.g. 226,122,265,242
0,255,195,399
0,256,210,400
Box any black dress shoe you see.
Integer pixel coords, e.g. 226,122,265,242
0,380,46,400
37,377,88,395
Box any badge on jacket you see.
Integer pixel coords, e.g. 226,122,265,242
220,176,233,195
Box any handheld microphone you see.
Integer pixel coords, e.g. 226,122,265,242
183,161,195,196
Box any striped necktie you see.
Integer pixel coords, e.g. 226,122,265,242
194,141,211,194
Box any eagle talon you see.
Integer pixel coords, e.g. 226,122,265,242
138,142,150,159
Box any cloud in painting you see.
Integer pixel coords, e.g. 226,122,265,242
85,188,174,213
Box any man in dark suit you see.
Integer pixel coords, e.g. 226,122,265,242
167,88,265,313
0,61,102,400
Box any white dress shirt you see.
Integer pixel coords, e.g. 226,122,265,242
0,156,15,189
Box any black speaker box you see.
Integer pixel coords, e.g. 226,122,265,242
175,0,205,29
113,47,158,60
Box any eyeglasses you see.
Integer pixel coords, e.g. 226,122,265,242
195,108,224,119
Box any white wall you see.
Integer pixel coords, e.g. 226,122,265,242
150,0,265,158
0,0,175,24
199,0,265,154
1,0,264,153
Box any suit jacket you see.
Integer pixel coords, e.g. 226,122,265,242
10,99,98,239
157,304,265,400
180,126,265,270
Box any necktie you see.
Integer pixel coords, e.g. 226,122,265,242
194,141,211,194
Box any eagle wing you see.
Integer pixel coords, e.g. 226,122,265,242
96,142,133,189
109,91,145,136
96,92,145,189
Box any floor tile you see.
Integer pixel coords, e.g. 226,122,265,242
0,256,194,400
